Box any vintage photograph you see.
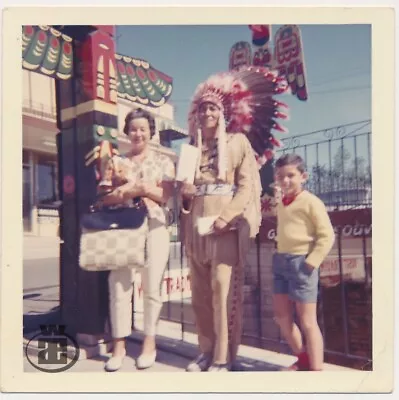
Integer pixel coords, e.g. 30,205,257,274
22,22,373,373
0,6,393,393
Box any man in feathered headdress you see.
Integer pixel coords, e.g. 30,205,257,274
179,66,289,372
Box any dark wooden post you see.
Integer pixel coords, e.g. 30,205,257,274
56,25,118,336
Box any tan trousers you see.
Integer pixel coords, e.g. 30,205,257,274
189,230,245,365
108,219,170,338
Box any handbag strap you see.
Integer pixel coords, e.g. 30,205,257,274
89,197,147,214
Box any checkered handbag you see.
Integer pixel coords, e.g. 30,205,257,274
79,202,148,272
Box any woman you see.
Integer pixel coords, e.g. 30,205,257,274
100,108,175,372
179,67,289,372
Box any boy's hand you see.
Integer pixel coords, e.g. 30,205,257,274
304,262,316,273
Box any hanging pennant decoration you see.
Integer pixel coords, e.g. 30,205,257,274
249,25,273,68
273,24,308,101
229,41,252,71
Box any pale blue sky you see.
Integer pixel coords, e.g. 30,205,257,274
117,25,371,131
116,24,371,163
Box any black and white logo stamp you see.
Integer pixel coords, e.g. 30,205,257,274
25,325,80,373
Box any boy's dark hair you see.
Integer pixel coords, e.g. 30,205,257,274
123,108,156,138
275,153,306,173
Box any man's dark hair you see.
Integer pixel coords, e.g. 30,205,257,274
123,107,156,138
275,153,306,173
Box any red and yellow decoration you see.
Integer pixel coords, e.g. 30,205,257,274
229,41,252,71
273,25,308,101
249,25,273,68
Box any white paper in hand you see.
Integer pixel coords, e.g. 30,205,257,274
176,143,200,184
197,216,218,236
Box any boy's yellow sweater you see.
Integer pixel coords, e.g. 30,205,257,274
276,190,335,268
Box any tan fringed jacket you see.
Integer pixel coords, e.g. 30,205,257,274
180,133,262,264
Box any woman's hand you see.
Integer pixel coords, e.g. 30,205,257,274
124,180,168,206
134,181,150,197
100,186,125,206
118,180,148,201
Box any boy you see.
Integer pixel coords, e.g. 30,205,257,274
272,153,335,371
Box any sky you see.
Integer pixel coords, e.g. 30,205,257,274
116,24,371,162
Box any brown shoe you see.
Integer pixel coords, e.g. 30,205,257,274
186,353,212,372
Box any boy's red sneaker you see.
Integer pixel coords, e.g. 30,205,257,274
281,351,310,371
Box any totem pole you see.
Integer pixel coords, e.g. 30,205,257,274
273,25,308,101
56,25,119,335
229,25,309,216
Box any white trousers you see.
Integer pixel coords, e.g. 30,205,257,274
108,218,170,338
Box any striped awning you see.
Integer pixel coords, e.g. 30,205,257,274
22,25,174,108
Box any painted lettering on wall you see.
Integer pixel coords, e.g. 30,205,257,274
133,268,191,312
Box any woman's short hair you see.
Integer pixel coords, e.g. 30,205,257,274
123,108,156,138
275,153,306,173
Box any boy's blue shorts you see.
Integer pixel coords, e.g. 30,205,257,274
272,252,319,303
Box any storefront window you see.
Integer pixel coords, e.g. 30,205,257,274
37,155,59,206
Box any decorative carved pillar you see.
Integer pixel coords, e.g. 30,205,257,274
56,26,118,336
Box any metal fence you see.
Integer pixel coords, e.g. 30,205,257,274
131,121,373,371
277,120,372,210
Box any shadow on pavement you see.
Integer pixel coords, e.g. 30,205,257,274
23,306,62,337
128,332,283,372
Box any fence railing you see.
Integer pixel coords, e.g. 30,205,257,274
276,120,372,210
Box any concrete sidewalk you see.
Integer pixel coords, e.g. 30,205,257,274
23,314,353,373
24,235,61,260
129,316,353,371
24,334,190,373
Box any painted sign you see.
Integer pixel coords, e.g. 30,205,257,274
133,267,191,312
229,41,252,71
259,209,372,243
249,25,273,68
320,256,366,280
273,25,308,101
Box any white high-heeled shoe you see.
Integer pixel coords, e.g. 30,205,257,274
136,350,157,369
104,349,127,372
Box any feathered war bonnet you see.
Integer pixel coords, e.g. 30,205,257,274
188,66,291,180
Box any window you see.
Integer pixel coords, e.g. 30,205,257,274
37,155,59,206
23,165,32,231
